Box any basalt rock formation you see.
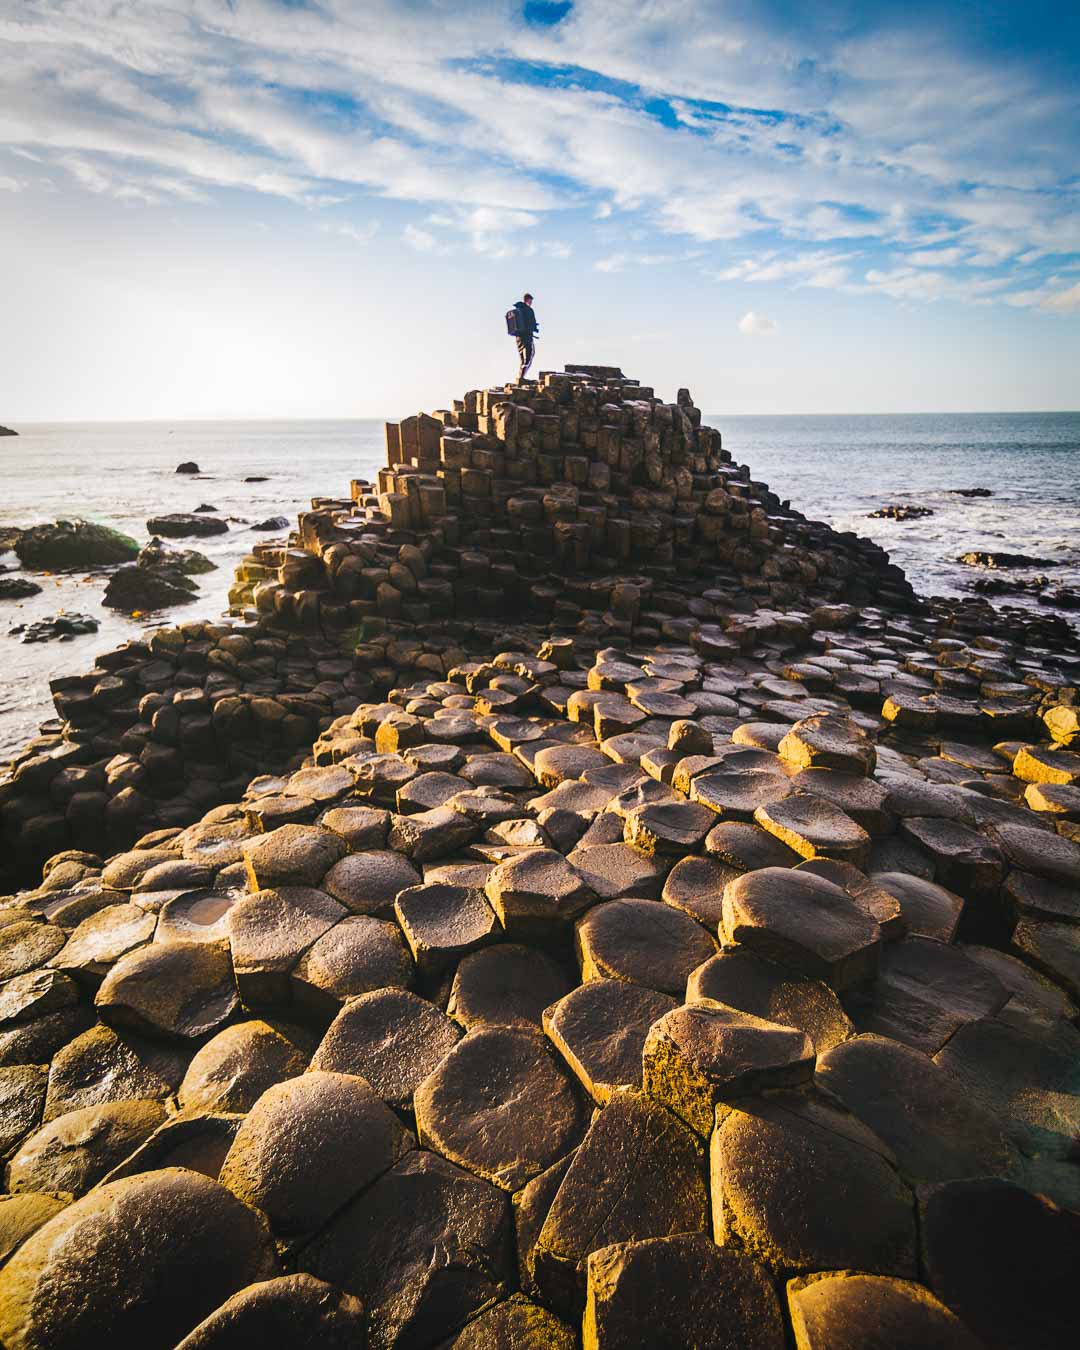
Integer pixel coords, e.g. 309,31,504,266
1,367,1079,1348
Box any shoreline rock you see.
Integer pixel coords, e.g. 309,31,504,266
14,520,139,570
146,513,228,539
957,550,1060,569
0,425,17,437
868,505,934,520
0,364,1078,1349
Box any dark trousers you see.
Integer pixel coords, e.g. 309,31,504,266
516,335,535,379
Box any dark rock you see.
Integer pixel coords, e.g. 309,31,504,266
0,1192,71,1265
584,1233,784,1349
415,1025,586,1191
178,1020,312,1114
754,793,872,868
252,516,290,532
104,565,196,612
394,882,499,974
575,897,716,994
292,915,413,1014
175,1275,367,1349
787,1272,983,1349
175,462,200,474
219,1070,413,1235
8,1099,167,1195
0,1168,276,1350
11,612,100,642
299,1150,514,1349
322,848,420,916
0,425,18,436
0,577,42,600
228,886,345,1006
532,1091,707,1316
146,513,229,538
42,1023,187,1121
485,849,596,938
713,1093,916,1276
447,943,572,1030
543,979,678,1103
443,1294,574,1348
311,987,461,1109
644,1000,814,1133
868,504,934,520
0,1064,48,1160
950,486,992,496
95,941,238,1040
14,519,139,569
919,1177,1080,1350
956,550,1058,569
244,475,269,482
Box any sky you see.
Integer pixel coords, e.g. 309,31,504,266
1,0,1079,420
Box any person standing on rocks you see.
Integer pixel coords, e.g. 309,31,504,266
511,293,539,381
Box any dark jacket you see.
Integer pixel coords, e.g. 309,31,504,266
513,301,538,339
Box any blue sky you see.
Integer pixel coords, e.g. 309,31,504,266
1,0,1078,418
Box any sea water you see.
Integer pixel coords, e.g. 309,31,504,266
1,411,1078,760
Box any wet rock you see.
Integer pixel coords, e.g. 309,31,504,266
816,1034,1014,1182
9,612,100,641
242,824,347,891
311,987,461,1109
444,1294,574,1348
176,1274,367,1348
722,867,880,991
447,943,572,1030
576,897,717,994
228,887,345,1005
687,948,853,1053
394,882,499,975
103,564,197,611
0,1064,48,1159
154,890,237,946
623,799,714,855
0,1167,275,1350
0,1192,71,1264
484,849,596,938
42,1023,187,1121
14,519,139,569
95,940,238,1040
779,712,876,775
0,922,66,981
251,516,290,532
532,1091,707,1316
787,1272,982,1350
919,1177,1080,1350
754,794,872,867
220,1070,413,1235
137,538,216,574
299,1150,514,1350
713,1093,916,1277
322,849,421,917
661,854,739,927
869,504,934,520
584,1233,784,1350
292,915,413,1014
415,1025,586,1191
0,577,42,599
543,980,677,1104
565,842,669,900
870,871,964,941
8,1098,167,1196
147,512,229,538
644,1000,814,1134
179,1019,312,1114
956,550,1057,568
176,461,200,474
959,941,1076,1023
48,903,155,984
790,769,893,833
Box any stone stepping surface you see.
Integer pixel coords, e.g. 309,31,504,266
2,370,1080,1345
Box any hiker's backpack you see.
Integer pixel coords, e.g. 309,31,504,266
505,307,518,336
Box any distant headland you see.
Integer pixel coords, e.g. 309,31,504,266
0,424,17,436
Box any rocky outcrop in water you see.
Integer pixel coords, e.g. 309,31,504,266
0,425,17,437
1,366,1078,1349
13,520,139,570
147,514,228,539
869,505,934,520
958,551,1060,570
0,578,42,601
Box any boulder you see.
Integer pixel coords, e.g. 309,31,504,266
311,987,461,1108
0,1168,275,1350
299,1150,514,1349
543,979,678,1104
228,887,344,1005
175,461,200,473
661,854,739,928
178,1020,312,1114
251,516,290,532
778,713,876,775
42,1023,187,1121
754,794,871,868
0,922,66,981
0,577,42,599
175,1275,368,1349
49,904,154,984
566,842,670,900
484,849,596,938
712,1093,916,1277
643,1000,814,1134
444,1294,574,1348
0,1064,48,1159
8,1099,167,1196
786,1272,983,1350
103,563,197,610
146,512,229,537
447,943,572,1030
584,1233,784,1350
722,867,880,991
241,824,347,891
322,848,420,916
219,1070,413,1235
416,1025,586,1191
532,1091,708,1316
0,1192,70,1265
95,940,238,1040
14,519,139,569
394,882,500,974
575,897,717,995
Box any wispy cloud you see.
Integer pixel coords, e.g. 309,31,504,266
0,0,1076,316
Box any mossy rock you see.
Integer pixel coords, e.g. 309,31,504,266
15,519,139,569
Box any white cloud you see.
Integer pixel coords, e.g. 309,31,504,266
738,310,778,335
0,175,19,191
403,223,443,253
321,221,379,245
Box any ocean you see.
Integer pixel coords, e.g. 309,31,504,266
2,411,1078,761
